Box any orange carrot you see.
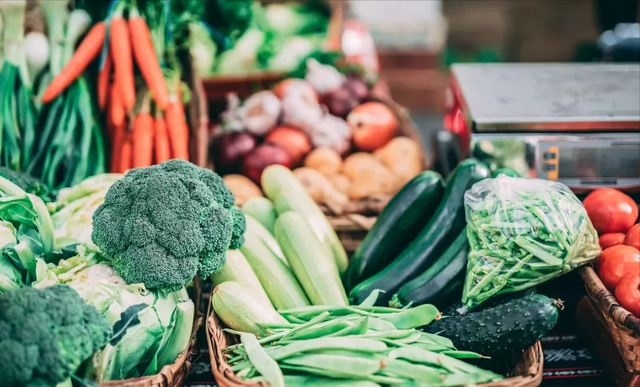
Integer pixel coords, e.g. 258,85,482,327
97,53,112,111
132,113,154,168
165,98,189,160
42,22,106,103
110,17,136,112
154,115,171,164
109,80,125,127
129,11,170,110
119,131,133,173
110,123,125,173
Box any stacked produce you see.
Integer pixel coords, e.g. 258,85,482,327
0,159,238,384
213,58,422,210
198,0,332,76
583,188,639,318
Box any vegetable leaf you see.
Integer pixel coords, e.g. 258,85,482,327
110,303,149,346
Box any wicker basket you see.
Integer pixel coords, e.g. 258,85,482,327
98,281,205,387
205,302,544,387
579,265,640,373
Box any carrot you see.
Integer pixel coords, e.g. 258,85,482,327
119,131,133,173
154,115,171,164
110,16,136,112
42,22,106,103
165,98,189,160
132,112,154,168
97,53,112,111
129,10,170,110
109,80,125,127
110,123,125,173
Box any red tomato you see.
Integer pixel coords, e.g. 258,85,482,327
599,233,626,250
624,223,640,250
347,102,399,151
265,126,311,167
599,245,640,290
583,189,638,234
615,272,640,318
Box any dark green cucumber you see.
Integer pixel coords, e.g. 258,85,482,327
392,229,469,307
426,294,560,357
343,171,445,291
349,159,490,306
441,287,538,317
493,168,520,178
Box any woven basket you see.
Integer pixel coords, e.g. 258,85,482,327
98,281,205,387
579,265,640,373
205,302,544,387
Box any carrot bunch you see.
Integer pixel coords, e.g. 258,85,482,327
41,2,190,173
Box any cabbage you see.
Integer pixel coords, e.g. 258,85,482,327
34,252,195,382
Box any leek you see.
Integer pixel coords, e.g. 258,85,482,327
0,0,29,86
39,0,69,76
62,9,91,66
24,32,49,84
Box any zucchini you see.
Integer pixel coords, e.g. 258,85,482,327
211,281,287,337
245,214,288,267
211,249,274,309
275,211,348,306
426,294,560,357
392,229,469,307
242,197,277,234
349,159,490,306
240,228,310,310
343,171,445,291
262,165,348,275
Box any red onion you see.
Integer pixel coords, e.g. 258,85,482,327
242,144,293,184
210,132,257,175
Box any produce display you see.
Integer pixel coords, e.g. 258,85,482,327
212,58,423,210
0,160,239,384
583,188,640,318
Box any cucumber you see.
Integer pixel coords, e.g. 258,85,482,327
349,159,490,306
392,229,469,307
343,171,444,292
426,294,560,357
493,168,520,178
441,287,538,317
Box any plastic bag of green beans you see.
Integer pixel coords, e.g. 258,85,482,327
462,175,600,308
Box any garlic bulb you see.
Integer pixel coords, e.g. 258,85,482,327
239,91,282,136
305,58,345,95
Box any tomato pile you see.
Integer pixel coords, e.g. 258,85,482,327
584,188,640,318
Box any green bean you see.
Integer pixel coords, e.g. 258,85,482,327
282,354,382,376
382,359,445,383
257,322,298,330
412,342,454,352
329,316,370,337
434,372,503,386
367,318,397,331
441,350,486,359
240,333,284,387
359,289,385,307
357,330,417,340
388,347,498,376
283,375,381,387
376,304,441,329
283,315,307,324
417,333,455,349
268,337,387,360
279,364,406,385
284,320,354,341
279,311,331,341
464,260,505,301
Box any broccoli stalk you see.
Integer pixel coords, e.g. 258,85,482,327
91,160,246,290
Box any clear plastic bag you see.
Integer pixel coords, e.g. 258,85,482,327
462,175,600,308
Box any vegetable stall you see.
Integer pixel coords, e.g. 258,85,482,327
0,1,638,387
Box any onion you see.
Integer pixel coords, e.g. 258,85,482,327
265,126,311,167
242,144,293,184
210,132,257,175
239,91,282,136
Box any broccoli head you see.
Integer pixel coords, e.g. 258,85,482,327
92,159,246,290
0,167,54,203
0,284,112,387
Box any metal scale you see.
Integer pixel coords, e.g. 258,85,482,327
444,63,640,192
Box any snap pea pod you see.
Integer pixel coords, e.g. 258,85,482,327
240,333,284,387
283,375,381,387
279,365,406,385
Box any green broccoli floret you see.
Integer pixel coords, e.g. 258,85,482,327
0,167,54,203
0,284,112,387
92,159,246,290
229,205,246,249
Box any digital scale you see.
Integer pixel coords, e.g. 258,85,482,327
444,63,640,192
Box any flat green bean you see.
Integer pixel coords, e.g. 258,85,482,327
377,305,441,329
283,375,381,387
282,354,383,376
279,364,406,385
240,333,284,387
388,347,499,377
